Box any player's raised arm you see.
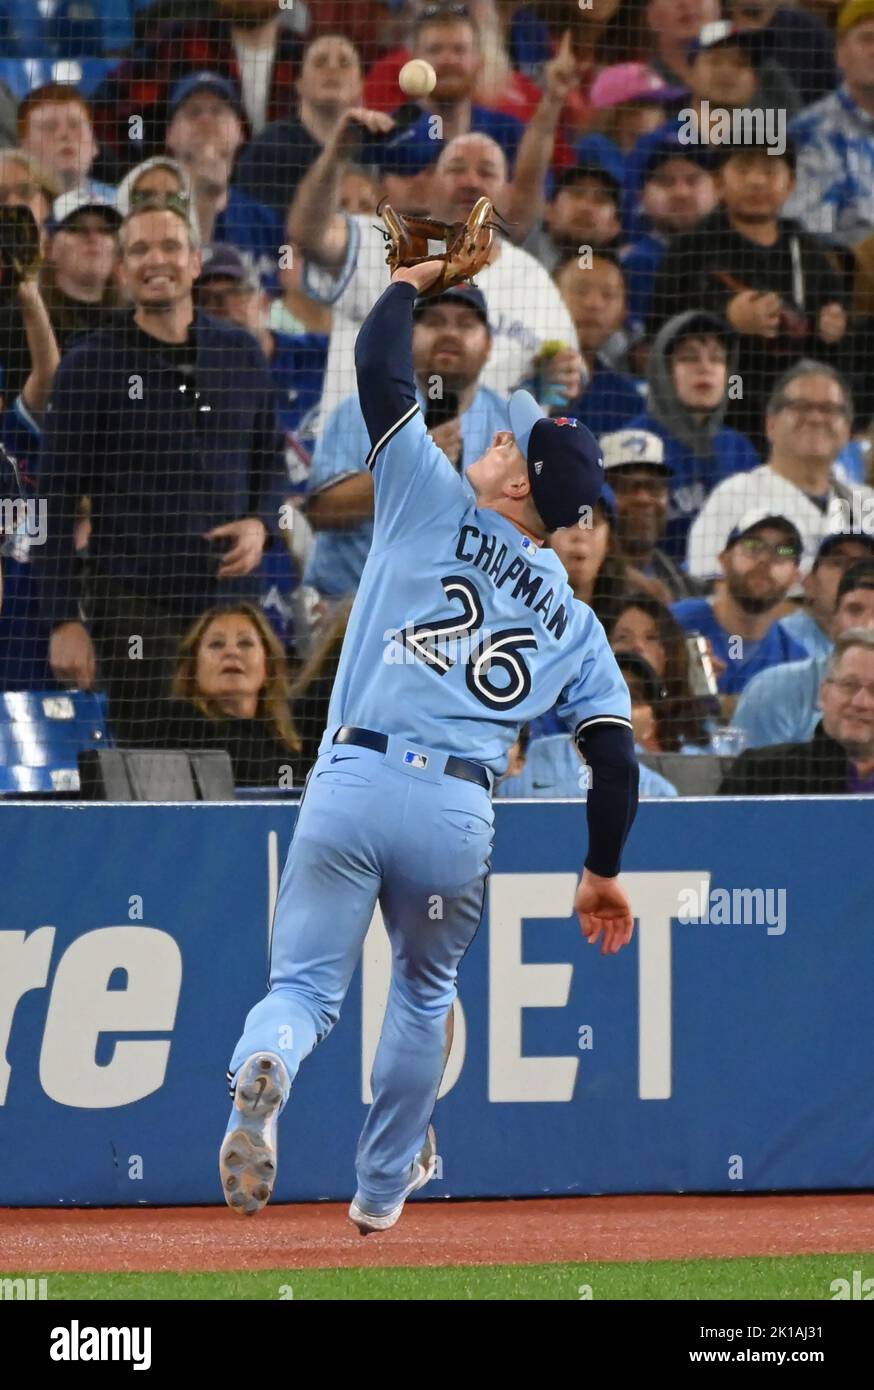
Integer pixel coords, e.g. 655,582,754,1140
353,262,447,459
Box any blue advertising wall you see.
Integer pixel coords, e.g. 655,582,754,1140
1,799,873,1206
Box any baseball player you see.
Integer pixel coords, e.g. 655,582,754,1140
220,259,640,1234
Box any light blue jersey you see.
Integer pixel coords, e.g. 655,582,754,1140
318,407,631,777
304,384,510,598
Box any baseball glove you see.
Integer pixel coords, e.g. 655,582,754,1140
0,205,42,293
378,196,496,297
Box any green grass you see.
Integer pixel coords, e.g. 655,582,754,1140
5,1254,873,1301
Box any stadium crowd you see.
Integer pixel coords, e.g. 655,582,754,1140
1,0,874,796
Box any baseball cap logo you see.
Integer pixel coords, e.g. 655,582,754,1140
533,459,543,475
552,418,578,428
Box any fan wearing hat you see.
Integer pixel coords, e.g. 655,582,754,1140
672,508,808,701
303,283,510,616
600,428,704,601
686,18,801,119
779,531,874,659
734,556,874,748
531,164,623,275
42,189,125,353
648,131,849,450
626,310,759,559
783,0,874,247
573,63,687,192
725,1,837,108
620,138,717,322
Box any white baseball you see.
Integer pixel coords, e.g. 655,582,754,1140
399,59,437,99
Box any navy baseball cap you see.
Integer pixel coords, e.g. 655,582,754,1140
642,132,718,180
198,244,256,285
836,559,874,601
816,531,874,564
169,71,245,121
362,109,441,175
508,390,606,532
412,283,490,329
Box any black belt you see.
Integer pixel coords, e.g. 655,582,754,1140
333,726,491,791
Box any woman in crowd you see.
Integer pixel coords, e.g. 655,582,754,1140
549,489,662,630
608,591,711,751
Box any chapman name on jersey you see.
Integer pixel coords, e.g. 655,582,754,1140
454,522,570,637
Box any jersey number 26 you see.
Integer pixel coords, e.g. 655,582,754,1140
400,575,538,712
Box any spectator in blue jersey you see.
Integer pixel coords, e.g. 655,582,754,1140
549,489,665,631
599,428,705,602
626,310,760,560
232,33,366,218
619,139,717,324
302,283,508,632
554,251,645,436
528,165,623,275
163,73,283,283
784,0,874,247
672,510,808,702
779,531,874,660
733,556,874,748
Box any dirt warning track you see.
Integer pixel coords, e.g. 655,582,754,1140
2,1193,873,1272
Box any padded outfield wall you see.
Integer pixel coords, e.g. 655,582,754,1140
0,799,872,1205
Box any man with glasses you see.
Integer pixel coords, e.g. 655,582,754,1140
687,361,874,580
599,427,704,602
734,558,874,747
673,509,808,699
719,627,874,793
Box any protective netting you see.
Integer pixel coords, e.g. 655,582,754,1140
1,0,873,797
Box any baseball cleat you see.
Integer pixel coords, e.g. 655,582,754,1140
220,1053,289,1216
348,1124,438,1235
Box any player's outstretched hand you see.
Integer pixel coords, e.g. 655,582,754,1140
575,868,635,956
391,259,449,295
